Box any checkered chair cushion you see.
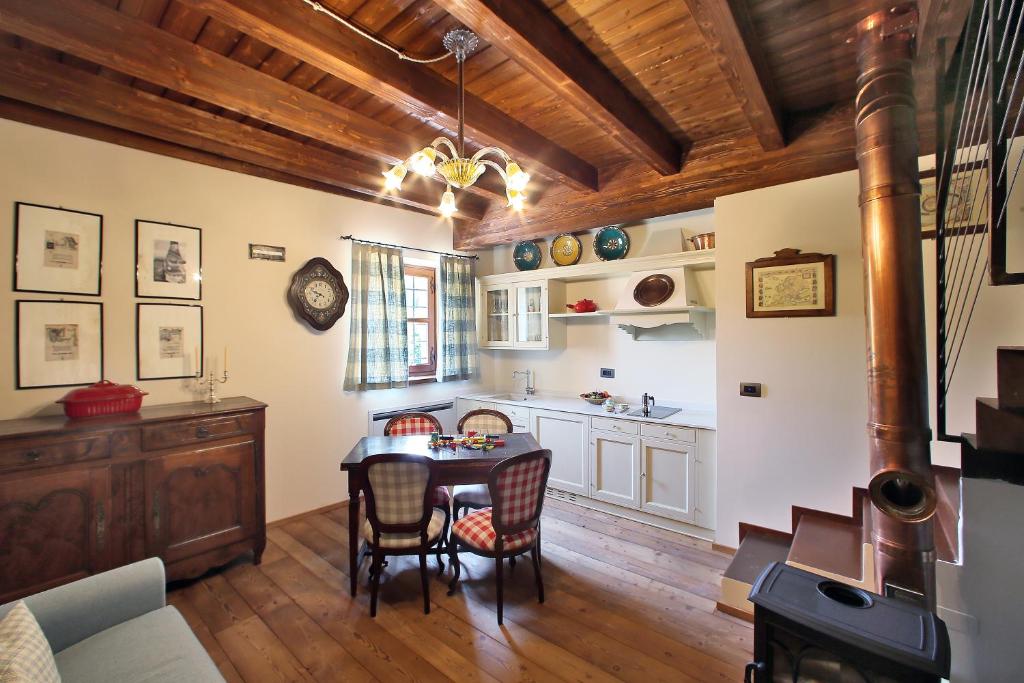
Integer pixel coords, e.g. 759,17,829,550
460,411,512,435
493,454,548,528
452,509,538,552
363,508,446,549
383,413,441,436
0,602,60,683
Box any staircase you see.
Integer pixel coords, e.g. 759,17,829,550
717,468,961,621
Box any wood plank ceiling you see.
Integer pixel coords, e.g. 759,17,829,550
0,0,961,248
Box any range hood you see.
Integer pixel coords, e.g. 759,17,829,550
611,267,713,341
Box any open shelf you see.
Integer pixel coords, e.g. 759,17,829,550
550,306,713,319
549,310,611,318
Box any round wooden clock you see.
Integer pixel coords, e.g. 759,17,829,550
287,257,349,331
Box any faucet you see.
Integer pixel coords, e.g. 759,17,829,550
512,369,535,396
642,392,655,417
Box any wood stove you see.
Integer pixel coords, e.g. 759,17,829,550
745,563,950,682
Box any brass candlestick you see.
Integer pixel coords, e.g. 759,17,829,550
194,368,229,404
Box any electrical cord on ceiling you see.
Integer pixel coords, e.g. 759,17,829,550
301,0,453,64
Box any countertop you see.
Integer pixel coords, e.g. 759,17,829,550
458,393,717,431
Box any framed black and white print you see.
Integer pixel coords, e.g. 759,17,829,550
137,303,203,380
135,220,202,300
16,300,104,389
14,202,103,296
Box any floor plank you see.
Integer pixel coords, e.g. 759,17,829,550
170,501,751,682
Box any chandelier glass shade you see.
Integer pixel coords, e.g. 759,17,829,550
382,29,530,217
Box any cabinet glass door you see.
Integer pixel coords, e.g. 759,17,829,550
484,287,512,346
515,284,546,346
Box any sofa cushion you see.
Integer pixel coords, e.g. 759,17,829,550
0,601,61,683
53,606,222,683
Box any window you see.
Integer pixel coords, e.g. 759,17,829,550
404,265,436,377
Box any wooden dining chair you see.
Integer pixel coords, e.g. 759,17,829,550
452,409,514,520
383,411,451,569
361,453,445,617
447,449,552,625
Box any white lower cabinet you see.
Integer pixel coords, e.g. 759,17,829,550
589,430,641,508
532,409,589,495
640,437,697,524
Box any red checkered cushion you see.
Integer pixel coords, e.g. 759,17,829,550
384,414,440,436
493,455,547,527
431,486,451,508
452,508,538,552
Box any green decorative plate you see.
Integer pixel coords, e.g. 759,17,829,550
512,241,542,271
593,225,630,261
550,233,582,266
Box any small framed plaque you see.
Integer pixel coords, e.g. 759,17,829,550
249,244,286,261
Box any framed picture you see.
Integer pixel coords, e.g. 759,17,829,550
135,219,202,300
16,300,104,389
920,163,987,237
14,202,103,296
746,248,835,318
136,303,203,380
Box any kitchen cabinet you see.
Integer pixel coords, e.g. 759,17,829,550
640,437,697,524
532,409,589,495
590,430,641,508
479,280,565,350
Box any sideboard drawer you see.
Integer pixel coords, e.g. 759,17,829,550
640,423,697,443
0,433,111,472
142,413,254,451
591,416,640,435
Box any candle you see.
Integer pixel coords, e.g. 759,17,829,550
224,346,228,374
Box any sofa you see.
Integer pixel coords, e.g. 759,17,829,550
0,558,224,682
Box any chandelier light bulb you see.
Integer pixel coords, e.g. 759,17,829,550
505,162,530,192
409,147,437,176
506,187,526,211
439,189,457,217
382,162,407,190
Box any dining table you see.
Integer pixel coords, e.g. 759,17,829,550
340,432,543,596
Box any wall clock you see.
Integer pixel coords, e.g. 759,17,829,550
288,257,349,331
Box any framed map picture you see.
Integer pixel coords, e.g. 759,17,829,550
14,202,103,296
16,300,104,389
137,303,203,380
746,249,835,318
135,219,202,300
920,163,987,238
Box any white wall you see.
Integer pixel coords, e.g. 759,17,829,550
485,210,717,406
0,119,493,522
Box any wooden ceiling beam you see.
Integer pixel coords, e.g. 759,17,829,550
175,0,599,192
0,96,442,219
682,0,785,151
433,0,686,175
0,43,484,219
0,0,506,200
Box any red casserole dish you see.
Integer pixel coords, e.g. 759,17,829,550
57,381,148,419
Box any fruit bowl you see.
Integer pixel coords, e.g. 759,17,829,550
580,390,611,405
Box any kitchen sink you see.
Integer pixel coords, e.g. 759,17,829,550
626,406,681,419
485,393,535,401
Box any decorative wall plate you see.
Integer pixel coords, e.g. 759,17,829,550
633,273,675,307
512,241,542,271
550,233,582,266
593,225,630,261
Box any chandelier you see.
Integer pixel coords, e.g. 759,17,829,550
381,29,530,217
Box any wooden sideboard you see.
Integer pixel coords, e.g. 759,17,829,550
0,397,266,603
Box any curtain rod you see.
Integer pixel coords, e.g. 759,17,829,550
339,235,478,260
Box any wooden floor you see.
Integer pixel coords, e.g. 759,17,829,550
167,500,753,682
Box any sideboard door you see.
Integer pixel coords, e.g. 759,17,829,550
144,439,257,564
0,467,110,603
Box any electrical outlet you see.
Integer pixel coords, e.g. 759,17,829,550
600,368,615,379
740,382,762,397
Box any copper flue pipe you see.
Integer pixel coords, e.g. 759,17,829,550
854,4,937,609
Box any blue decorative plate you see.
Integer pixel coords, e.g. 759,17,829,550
513,241,542,271
593,225,630,261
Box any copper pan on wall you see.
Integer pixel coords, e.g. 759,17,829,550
633,273,675,306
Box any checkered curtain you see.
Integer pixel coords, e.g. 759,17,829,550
440,254,478,381
344,243,409,390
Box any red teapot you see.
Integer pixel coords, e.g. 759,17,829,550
567,298,598,313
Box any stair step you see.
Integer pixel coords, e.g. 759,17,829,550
717,528,792,620
976,397,1024,452
997,346,1024,409
787,516,864,581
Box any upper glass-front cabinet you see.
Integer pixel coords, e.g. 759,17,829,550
480,280,553,350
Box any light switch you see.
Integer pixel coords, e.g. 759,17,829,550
740,382,762,397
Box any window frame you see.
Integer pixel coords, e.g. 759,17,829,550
404,264,437,378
